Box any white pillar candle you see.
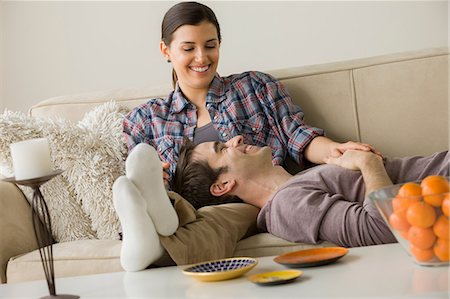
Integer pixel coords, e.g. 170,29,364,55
10,138,54,180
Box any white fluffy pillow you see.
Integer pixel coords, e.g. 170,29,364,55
0,102,129,242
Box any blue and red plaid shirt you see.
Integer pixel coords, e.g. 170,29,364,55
123,71,324,188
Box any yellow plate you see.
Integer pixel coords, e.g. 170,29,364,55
248,270,303,285
182,257,258,282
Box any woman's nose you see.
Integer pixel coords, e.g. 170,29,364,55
195,48,206,62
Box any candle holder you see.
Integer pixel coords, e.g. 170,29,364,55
3,170,79,299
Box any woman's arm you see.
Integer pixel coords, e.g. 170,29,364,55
253,72,381,166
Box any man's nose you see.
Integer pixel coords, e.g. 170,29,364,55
226,135,244,148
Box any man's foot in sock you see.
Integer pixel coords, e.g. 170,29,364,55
113,176,165,271
126,143,179,236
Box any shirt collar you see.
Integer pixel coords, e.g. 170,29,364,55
170,73,226,114
206,74,226,103
170,83,190,114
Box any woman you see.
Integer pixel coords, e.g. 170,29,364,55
123,1,380,189
115,1,382,272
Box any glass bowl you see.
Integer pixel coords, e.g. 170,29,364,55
369,176,449,266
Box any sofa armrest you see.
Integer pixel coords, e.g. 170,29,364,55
0,180,38,284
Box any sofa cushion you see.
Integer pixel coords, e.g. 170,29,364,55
0,102,129,242
354,54,448,157
0,180,39,284
6,240,123,284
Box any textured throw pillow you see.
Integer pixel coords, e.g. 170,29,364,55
0,102,129,242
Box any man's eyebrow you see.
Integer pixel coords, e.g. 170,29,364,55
213,141,221,153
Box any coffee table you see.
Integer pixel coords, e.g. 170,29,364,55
0,243,448,298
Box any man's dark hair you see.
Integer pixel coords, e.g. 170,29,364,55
173,138,240,209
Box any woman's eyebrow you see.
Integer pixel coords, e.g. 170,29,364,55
180,38,218,45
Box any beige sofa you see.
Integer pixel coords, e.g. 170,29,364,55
1,47,448,284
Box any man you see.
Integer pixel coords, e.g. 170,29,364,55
113,143,259,272
173,135,449,247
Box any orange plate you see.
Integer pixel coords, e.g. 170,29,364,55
274,247,349,268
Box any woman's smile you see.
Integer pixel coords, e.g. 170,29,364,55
190,65,210,73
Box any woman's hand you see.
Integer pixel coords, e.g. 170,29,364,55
324,149,382,171
304,136,383,165
329,141,383,159
161,161,170,189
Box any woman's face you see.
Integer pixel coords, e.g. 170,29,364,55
161,21,220,93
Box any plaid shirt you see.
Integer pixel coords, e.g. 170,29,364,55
123,71,324,188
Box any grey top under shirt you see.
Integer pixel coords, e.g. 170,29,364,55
257,151,449,247
193,122,221,145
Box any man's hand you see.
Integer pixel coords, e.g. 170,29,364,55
325,150,392,197
162,161,170,189
324,149,382,171
304,136,383,165
330,141,383,159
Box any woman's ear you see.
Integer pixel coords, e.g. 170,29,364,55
210,179,236,197
160,41,170,61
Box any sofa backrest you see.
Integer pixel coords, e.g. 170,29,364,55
30,47,449,158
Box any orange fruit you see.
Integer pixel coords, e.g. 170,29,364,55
433,238,450,261
421,176,449,207
398,229,409,239
407,226,436,249
410,244,435,262
397,182,422,198
406,201,437,228
389,212,411,231
442,193,450,217
392,196,420,219
433,215,449,240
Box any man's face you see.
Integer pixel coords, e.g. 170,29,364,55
193,135,273,178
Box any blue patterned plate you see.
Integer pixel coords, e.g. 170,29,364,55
182,257,258,282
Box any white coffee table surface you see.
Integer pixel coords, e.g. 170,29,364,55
0,243,448,298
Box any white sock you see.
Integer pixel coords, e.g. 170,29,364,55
126,143,179,236
113,176,164,272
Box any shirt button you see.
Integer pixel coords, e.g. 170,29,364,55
222,132,227,137
252,127,256,132
214,115,218,121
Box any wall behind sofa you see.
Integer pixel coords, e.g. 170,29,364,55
1,1,448,113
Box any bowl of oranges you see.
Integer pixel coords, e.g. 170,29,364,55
370,175,449,266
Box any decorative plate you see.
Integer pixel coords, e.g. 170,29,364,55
182,257,258,282
274,247,349,268
247,269,303,286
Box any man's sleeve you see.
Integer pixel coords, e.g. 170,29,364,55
159,192,260,265
319,194,397,247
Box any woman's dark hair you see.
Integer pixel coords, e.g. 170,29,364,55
173,138,240,209
161,2,222,88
